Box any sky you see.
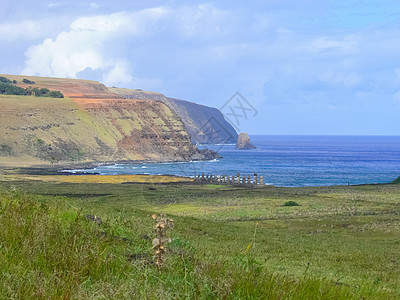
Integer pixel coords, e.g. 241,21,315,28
1,0,400,135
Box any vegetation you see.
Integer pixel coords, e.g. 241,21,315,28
284,200,300,206
0,76,12,84
22,78,35,84
0,76,63,98
392,176,400,184
0,179,399,299
0,82,31,95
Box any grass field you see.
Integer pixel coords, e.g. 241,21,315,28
0,179,399,299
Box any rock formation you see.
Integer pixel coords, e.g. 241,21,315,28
236,133,256,150
0,74,221,167
108,88,238,145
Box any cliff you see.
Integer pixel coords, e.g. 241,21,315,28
0,75,219,167
108,88,238,145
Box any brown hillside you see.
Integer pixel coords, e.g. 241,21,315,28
3,74,120,99
0,75,218,167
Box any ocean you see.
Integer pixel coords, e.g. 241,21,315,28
68,135,400,187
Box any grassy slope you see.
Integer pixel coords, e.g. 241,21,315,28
392,177,400,184
0,93,195,165
1,181,400,299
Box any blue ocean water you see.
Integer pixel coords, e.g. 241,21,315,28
69,135,400,187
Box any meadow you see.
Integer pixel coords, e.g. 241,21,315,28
0,178,399,299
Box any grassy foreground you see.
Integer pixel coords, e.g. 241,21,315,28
0,180,400,299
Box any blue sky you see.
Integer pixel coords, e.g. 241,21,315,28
1,0,400,135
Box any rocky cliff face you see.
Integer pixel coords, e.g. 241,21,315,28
0,75,219,166
108,88,238,145
236,133,256,149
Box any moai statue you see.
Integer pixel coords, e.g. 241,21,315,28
214,175,218,183
248,175,251,184
206,174,209,182
223,175,227,184
218,175,222,183
260,175,264,185
242,176,246,184
237,173,240,184
254,173,258,185
201,173,205,182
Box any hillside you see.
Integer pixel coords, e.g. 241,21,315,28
1,180,400,298
0,75,219,167
109,88,238,144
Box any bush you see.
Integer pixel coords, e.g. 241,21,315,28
283,201,300,207
0,76,12,84
22,78,35,84
391,176,400,184
49,90,64,98
0,82,63,98
0,82,27,95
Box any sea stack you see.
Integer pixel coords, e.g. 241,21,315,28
236,133,256,149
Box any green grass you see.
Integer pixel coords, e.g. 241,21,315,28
1,181,400,299
392,176,400,184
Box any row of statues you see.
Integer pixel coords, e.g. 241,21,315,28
194,173,264,185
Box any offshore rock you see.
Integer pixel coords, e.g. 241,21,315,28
236,133,256,150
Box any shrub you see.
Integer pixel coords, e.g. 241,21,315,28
0,82,27,95
49,90,64,98
0,76,12,84
0,82,63,98
283,201,300,207
22,78,35,84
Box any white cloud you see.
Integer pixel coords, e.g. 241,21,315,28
303,36,358,54
48,2,67,8
174,4,230,38
0,21,43,41
102,61,133,86
22,8,169,85
21,4,233,87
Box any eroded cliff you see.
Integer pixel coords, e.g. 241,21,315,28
0,75,219,166
109,88,238,145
